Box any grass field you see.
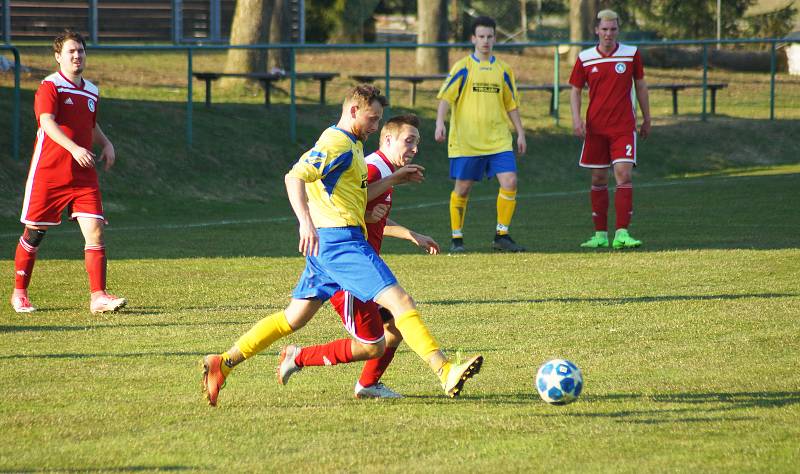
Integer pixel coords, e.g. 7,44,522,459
1,45,799,472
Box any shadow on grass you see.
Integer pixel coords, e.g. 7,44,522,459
424,292,796,306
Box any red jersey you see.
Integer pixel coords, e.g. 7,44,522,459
30,71,99,187
364,150,395,253
569,44,644,135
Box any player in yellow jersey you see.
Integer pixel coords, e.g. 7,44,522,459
200,85,483,406
435,16,527,253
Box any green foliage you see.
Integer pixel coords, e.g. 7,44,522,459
629,0,756,39
743,2,798,40
305,0,340,43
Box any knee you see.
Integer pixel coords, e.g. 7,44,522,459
384,321,403,347
21,227,47,249
453,181,472,197
360,340,385,359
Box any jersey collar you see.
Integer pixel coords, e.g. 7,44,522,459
58,71,84,89
470,53,496,64
331,125,357,143
595,43,620,58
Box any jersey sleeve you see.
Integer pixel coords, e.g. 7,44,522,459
568,59,586,89
501,64,520,111
287,136,352,183
632,50,645,80
437,60,468,104
34,81,58,124
366,163,382,184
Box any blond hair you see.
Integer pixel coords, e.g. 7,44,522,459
595,9,620,27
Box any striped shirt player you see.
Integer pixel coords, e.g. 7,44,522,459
569,9,651,250
11,30,126,314
435,15,527,253
200,90,483,407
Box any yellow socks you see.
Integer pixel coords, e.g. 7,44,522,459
496,188,517,235
449,192,468,238
394,309,441,362
235,311,294,359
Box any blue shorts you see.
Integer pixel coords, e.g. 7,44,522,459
292,227,398,303
449,151,517,181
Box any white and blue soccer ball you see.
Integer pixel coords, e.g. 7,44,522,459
535,359,584,405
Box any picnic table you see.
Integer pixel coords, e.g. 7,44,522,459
193,71,339,107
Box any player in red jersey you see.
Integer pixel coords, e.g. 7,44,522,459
276,114,441,398
10,30,126,314
569,10,651,250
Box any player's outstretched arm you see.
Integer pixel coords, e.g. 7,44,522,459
434,100,450,142
39,113,95,168
93,123,116,171
507,109,526,155
570,87,586,138
285,174,318,256
634,78,652,139
383,218,440,255
366,164,425,201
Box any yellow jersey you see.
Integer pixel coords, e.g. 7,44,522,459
287,126,368,234
437,54,520,158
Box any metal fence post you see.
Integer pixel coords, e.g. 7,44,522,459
290,46,297,143
701,43,708,121
3,0,10,44
186,47,193,147
172,0,183,44
769,40,776,121
89,0,98,44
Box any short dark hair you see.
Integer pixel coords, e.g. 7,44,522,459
345,84,389,109
472,16,496,36
381,114,420,137
54,30,86,54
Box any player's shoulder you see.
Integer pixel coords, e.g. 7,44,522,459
577,47,602,63
365,151,393,178
82,78,100,96
613,43,638,58
493,56,513,70
315,126,357,155
40,72,66,88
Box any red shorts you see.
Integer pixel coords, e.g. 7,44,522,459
329,290,386,344
579,131,637,168
21,182,105,226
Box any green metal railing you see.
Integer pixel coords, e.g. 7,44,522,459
1,38,793,157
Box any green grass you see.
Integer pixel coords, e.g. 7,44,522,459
0,48,799,472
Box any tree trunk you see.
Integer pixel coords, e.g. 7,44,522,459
416,0,449,74
268,0,292,71
568,0,597,65
222,0,274,88
328,0,382,43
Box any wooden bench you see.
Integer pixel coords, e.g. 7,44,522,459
193,71,339,107
350,74,447,106
518,82,728,116
649,83,728,115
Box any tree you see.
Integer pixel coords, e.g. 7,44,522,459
569,0,598,64
328,0,382,43
269,0,292,70
636,0,755,39
222,0,275,88
417,0,449,73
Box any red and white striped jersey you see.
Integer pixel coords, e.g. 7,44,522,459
569,43,644,135
364,150,396,253
30,71,99,186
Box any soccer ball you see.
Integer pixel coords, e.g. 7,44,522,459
535,359,583,405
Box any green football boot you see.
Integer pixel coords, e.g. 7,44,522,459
612,229,642,249
580,231,609,248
